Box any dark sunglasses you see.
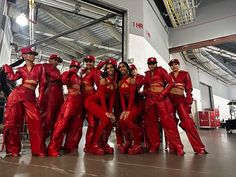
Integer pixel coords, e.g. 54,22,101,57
70,65,80,69
148,62,157,65
84,60,93,63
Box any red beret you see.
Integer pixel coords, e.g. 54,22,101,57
70,60,81,68
106,57,117,66
168,59,180,66
147,57,157,64
130,64,137,70
83,55,96,62
49,54,63,63
21,47,38,56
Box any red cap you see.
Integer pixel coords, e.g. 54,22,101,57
21,47,38,56
83,55,96,62
129,64,137,70
106,57,117,66
49,54,63,63
147,57,157,64
168,58,180,66
70,60,81,68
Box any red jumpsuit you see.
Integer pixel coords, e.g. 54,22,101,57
85,76,116,155
81,68,101,152
3,64,46,157
41,63,63,141
143,67,184,155
169,70,206,154
118,77,143,155
47,69,83,156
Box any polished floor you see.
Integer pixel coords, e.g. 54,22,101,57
0,128,235,177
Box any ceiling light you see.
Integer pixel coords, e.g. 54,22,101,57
15,13,28,26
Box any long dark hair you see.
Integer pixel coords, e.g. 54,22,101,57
101,63,117,80
117,61,133,82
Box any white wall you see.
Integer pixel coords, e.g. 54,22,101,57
228,86,236,100
129,34,168,75
143,0,169,61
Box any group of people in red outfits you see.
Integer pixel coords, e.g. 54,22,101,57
1,46,207,157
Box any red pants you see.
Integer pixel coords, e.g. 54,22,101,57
47,94,83,153
119,104,141,146
82,91,98,151
41,83,63,142
144,95,183,152
169,94,206,153
3,86,45,155
84,94,112,146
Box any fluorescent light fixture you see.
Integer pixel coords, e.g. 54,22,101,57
15,13,28,26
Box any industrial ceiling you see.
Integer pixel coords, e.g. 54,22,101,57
7,0,123,66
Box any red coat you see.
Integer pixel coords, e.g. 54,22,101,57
144,67,174,105
169,70,193,104
4,64,46,105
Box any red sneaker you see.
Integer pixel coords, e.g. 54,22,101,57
128,145,143,155
90,145,104,155
103,144,114,154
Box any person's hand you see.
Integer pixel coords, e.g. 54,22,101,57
108,113,116,122
124,111,130,120
120,111,126,120
185,96,193,105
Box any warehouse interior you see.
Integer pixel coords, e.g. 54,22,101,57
0,0,236,177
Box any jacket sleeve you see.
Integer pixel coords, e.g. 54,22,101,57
108,89,116,113
44,64,61,81
3,64,21,81
127,78,136,111
38,65,46,106
161,68,174,97
93,69,101,89
99,78,108,112
185,72,193,104
61,70,75,85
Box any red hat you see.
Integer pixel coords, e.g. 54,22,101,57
106,57,117,66
49,54,63,63
83,55,96,62
21,47,38,56
70,60,81,68
168,58,180,66
147,57,157,64
129,64,137,70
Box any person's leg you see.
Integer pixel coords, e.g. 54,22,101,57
23,101,46,157
177,103,207,154
157,98,184,156
143,105,161,152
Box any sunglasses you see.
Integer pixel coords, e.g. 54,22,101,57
70,66,80,69
84,60,93,63
148,62,157,65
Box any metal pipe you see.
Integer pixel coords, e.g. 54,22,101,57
200,49,236,80
27,13,116,48
34,30,121,52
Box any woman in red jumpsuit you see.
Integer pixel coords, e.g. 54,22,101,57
3,47,46,157
81,55,101,153
41,54,64,142
168,59,207,155
85,58,117,155
143,57,184,156
117,62,143,155
47,60,83,156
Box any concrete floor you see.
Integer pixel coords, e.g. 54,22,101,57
0,128,235,177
